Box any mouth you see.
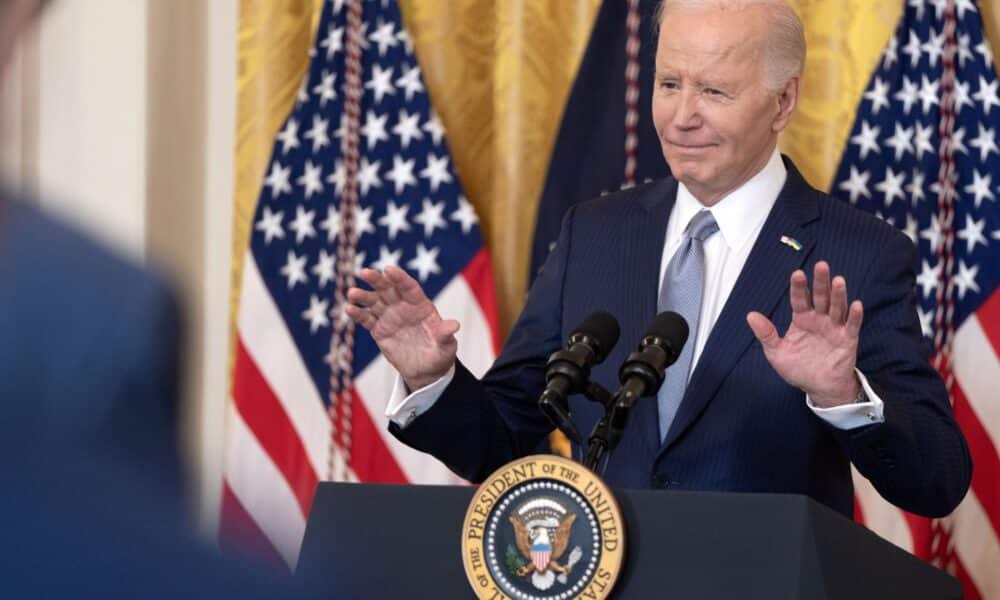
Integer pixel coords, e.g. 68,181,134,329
666,140,715,150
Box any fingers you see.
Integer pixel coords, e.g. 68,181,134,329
433,319,461,345
346,287,385,316
846,300,864,338
384,266,430,305
812,262,831,314
344,304,377,330
746,311,780,350
358,268,401,305
789,269,811,313
829,275,848,324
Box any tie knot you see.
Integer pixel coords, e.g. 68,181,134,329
685,210,719,242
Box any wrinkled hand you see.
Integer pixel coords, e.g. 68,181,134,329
746,261,863,408
345,266,459,391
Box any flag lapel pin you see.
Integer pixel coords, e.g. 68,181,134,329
780,235,802,251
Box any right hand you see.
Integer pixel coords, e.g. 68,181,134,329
345,266,460,391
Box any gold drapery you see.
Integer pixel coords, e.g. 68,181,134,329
231,0,1000,364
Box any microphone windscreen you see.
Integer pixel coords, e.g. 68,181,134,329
574,310,621,360
644,311,689,352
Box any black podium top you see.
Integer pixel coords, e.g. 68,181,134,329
297,483,960,599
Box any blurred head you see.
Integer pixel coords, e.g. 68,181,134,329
652,0,804,205
0,0,43,74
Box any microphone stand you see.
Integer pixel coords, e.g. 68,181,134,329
582,383,615,472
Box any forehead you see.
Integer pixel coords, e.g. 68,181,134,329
655,7,767,75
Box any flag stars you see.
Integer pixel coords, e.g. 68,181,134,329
969,124,998,162
319,205,341,243
920,214,944,253
953,260,980,300
368,21,398,57
882,35,898,69
423,112,446,145
902,214,919,245
319,26,343,61
414,198,447,237
915,259,939,299
353,250,368,275
902,30,923,69
420,153,453,192
921,30,944,68
361,110,390,150
916,306,933,338
288,205,317,244
407,243,441,282
280,251,309,289
954,80,974,114
276,118,300,155
365,64,396,104
906,170,926,205
392,109,423,148
863,78,890,115
385,155,418,195
894,76,920,115
354,205,376,238
956,215,988,254
451,196,479,234
327,160,346,195
255,206,284,244
952,126,970,155
976,39,994,68
957,34,974,68
963,169,995,208
875,167,906,207
358,157,382,196
378,199,412,240
918,75,940,114
972,76,1000,116
304,115,331,153
885,123,915,161
264,161,293,198
396,65,424,102
312,70,337,107
955,0,976,18
297,160,324,199
371,245,403,271
312,249,336,288
850,120,881,160
838,166,871,204
913,122,934,160
302,295,331,333
397,28,413,54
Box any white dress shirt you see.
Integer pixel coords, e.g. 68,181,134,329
387,148,884,430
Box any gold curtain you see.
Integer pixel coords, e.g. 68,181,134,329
231,0,1000,358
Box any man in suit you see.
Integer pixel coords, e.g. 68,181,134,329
345,0,971,519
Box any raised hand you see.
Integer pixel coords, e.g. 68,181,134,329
345,266,460,391
746,261,863,408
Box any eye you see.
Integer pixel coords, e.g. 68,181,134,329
704,87,723,96
659,80,679,91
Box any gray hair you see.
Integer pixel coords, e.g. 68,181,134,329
654,0,806,93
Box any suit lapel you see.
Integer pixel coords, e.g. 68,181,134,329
628,178,677,454
658,160,820,456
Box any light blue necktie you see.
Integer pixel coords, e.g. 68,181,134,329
657,210,719,442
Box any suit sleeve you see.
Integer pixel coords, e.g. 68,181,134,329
389,206,579,482
831,231,972,517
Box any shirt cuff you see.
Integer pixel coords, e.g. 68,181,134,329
806,369,885,430
385,365,456,428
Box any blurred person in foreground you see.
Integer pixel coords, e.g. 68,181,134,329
0,1,309,596
347,0,971,519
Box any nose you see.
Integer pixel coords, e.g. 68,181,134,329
671,90,701,130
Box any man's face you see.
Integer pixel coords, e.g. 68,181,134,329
652,6,795,204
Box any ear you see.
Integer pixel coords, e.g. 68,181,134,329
771,76,799,133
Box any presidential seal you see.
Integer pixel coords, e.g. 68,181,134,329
461,455,625,600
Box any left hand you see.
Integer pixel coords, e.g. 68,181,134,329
746,261,863,408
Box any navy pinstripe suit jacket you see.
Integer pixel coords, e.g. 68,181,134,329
392,158,972,518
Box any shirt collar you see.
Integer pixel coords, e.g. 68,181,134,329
673,148,787,251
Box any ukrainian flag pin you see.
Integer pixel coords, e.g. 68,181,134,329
780,235,802,251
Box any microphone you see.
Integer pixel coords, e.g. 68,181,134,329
607,311,688,445
538,311,621,444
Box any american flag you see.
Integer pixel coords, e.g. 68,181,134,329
220,0,500,570
831,0,999,597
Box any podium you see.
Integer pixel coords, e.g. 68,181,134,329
297,482,960,599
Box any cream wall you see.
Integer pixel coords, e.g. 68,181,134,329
3,0,237,536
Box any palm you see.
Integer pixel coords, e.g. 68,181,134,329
747,262,863,407
345,266,459,390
